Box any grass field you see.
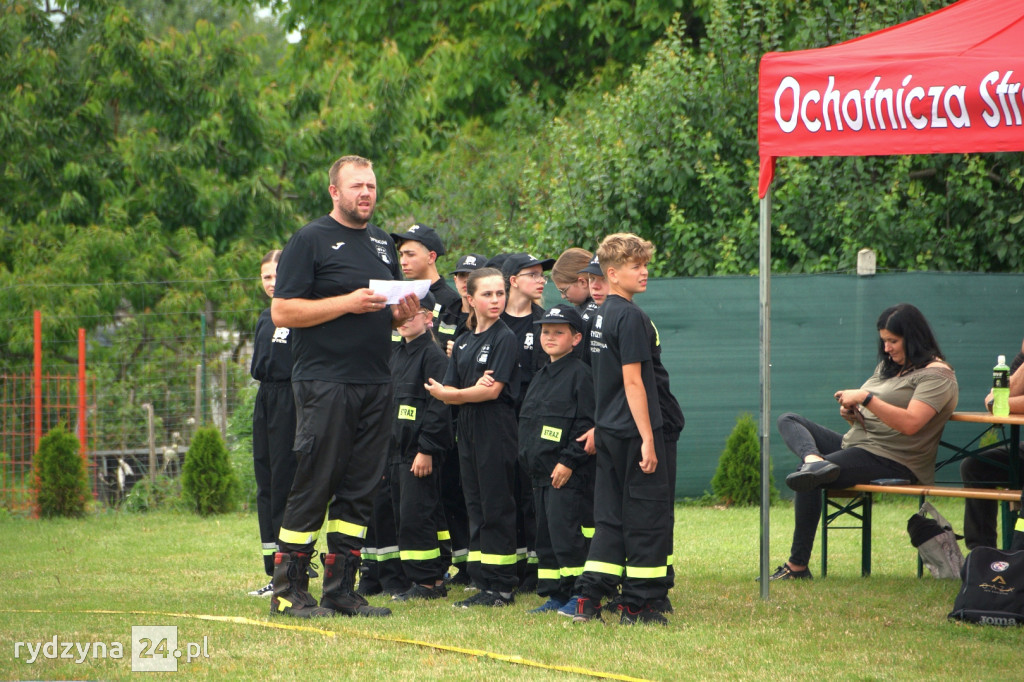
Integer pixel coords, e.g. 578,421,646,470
2,497,1022,681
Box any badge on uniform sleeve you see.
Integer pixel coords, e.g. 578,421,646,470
398,405,417,420
541,426,562,442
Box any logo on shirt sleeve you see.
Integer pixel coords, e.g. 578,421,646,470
272,327,290,344
398,405,417,421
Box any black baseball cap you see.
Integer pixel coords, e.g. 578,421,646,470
485,253,512,272
418,291,437,313
391,223,445,256
501,252,555,278
450,253,488,274
579,253,604,276
534,304,585,333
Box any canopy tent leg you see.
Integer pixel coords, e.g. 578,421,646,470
759,189,772,598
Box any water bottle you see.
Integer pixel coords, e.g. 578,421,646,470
992,355,1010,417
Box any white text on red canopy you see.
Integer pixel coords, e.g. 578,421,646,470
773,71,1023,134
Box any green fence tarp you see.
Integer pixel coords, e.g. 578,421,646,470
546,272,1024,498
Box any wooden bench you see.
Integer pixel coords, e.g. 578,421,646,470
821,483,1022,577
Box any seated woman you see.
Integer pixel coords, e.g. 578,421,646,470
770,303,958,580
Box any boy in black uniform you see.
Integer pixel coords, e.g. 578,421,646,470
501,252,555,591
570,233,673,626
389,292,454,601
249,249,298,597
270,155,418,619
519,304,595,613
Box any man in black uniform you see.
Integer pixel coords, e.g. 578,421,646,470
269,154,418,619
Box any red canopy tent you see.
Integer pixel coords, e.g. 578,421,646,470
755,0,1024,593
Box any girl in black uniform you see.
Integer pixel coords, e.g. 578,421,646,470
389,292,453,601
427,267,521,607
249,250,298,597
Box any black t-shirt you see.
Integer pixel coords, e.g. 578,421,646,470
250,307,293,383
650,318,685,439
501,304,545,404
574,299,602,365
443,320,520,406
274,215,402,383
589,294,663,438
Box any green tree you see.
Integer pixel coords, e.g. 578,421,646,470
512,0,1024,276
267,0,701,123
182,425,238,515
711,413,776,506
33,425,91,518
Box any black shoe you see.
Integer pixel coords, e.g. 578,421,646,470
620,603,668,626
785,460,840,492
453,589,514,608
392,583,447,602
766,564,812,581
647,596,673,614
572,596,602,623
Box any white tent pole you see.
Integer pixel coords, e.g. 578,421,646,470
758,187,772,598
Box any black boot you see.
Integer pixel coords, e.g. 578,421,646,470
270,552,334,618
321,551,392,617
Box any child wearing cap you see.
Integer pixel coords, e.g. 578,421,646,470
390,224,462,352
442,253,488,350
501,252,555,592
568,232,673,626
516,304,595,614
388,291,454,602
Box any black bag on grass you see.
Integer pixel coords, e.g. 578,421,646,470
948,546,1024,626
907,501,963,579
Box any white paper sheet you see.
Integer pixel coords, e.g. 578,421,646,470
368,279,431,304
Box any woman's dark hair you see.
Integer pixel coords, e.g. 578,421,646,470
466,267,503,332
876,303,945,378
261,249,282,265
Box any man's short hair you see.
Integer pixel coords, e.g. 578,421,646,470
329,155,373,187
595,232,653,273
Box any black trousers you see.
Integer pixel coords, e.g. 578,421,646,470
515,459,538,584
252,381,298,576
777,412,915,566
359,468,408,593
278,381,392,555
534,483,588,602
391,459,447,584
574,429,672,606
960,445,1024,549
459,401,519,593
439,442,470,572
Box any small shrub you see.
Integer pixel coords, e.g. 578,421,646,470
182,426,239,515
711,413,778,506
123,475,180,513
33,425,90,518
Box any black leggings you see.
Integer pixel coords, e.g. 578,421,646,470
777,413,914,567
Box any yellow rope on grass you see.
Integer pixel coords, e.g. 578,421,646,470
3,608,652,682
